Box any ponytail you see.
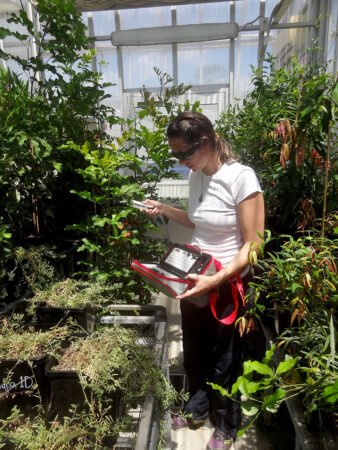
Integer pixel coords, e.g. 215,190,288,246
215,134,237,163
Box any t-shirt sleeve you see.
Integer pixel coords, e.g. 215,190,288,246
232,168,262,205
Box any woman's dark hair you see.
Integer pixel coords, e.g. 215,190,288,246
167,111,236,163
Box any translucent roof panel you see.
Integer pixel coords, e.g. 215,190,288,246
265,0,282,17
279,0,309,23
176,2,230,24
178,41,229,85
234,31,259,99
235,0,260,25
122,44,172,89
95,42,119,97
119,6,171,29
92,10,116,34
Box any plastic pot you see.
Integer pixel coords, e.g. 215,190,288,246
45,357,123,427
0,355,50,420
35,305,96,333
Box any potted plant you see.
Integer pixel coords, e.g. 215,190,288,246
0,403,125,449
0,318,71,421
27,279,121,332
46,325,180,448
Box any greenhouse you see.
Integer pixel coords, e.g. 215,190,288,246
0,1,337,449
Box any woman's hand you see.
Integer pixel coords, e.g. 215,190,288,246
175,273,220,300
142,200,194,228
142,199,165,218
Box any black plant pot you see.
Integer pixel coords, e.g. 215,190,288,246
35,305,96,333
0,355,50,420
45,357,123,447
0,439,15,450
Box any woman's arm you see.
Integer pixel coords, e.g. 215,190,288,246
176,192,265,298
143,199,195,229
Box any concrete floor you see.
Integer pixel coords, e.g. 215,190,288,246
152,292,274,450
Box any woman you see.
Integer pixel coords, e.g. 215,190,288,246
144,111,264,450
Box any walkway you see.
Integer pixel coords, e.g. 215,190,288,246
152,292,274,450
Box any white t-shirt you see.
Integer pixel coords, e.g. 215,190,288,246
188,161,262,269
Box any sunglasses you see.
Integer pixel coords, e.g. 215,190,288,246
171,142,201,161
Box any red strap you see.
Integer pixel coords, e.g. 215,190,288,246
209,275,245,325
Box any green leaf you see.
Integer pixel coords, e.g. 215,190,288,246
263,388,285,412
329,313,335,366
208,382,231,397
276,357,297,375
231,377,241,395
263,345,275,364
241,400,259,416
322,381,338,403
250,361,274,376
53,162,62,172
92,216,109,227
332,81,338,105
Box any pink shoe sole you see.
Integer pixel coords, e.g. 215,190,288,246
171,415,208,430
206,428,233,449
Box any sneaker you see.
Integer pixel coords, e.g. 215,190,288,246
206,428,233,449
171,414,208,430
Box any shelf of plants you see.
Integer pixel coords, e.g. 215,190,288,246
98,304,171,450
0,301,172,450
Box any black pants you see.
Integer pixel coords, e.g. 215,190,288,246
180,274,251,439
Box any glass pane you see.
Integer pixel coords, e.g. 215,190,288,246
176,2,230,25
265,0,281,18
235,0,261,26
178,41,229,86
234,31,259,100
96,43,119,98
278,0,309,23
122,44,172,89
119,6,171,30
92,10,116,35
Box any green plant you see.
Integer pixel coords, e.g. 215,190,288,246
63,139,166,300
51,326,183,447
279,308,337,414
8,246,59,297
28,278,119,310
215,53,337,234
0,0,117,240
64,68,202,297
129,67,202,195
210,345,298,437
227,226,338,437
210,341,337,439
0,318,72,360
0,405,127,449
249,230,337,321
0,224,12,301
